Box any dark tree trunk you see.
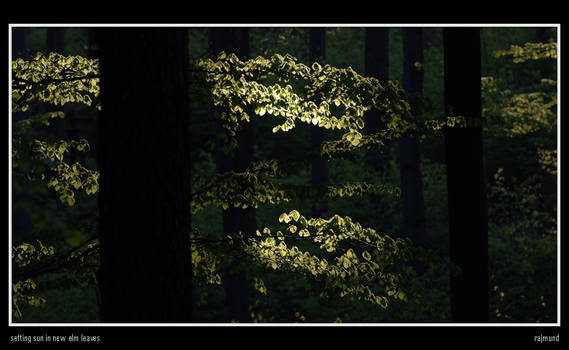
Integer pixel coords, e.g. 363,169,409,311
535,27,554,79
364,28,390,207
12,27,32,238
443,28,488,322
46,28,66,140
47,28,66,54
309,27,328,218
399,28,426,251
96,28,192,322
364,28,389,138
12,28,28,59
535,27,552,43
210,27,255,323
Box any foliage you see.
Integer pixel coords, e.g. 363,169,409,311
488,168,556,238
11,241,54,317
11,236,99,320
488,169,557,322
11,52,101,319
537,149,557,176
488,228,556,323
11,28,557,323
482,76,556,138
191,159,402,213
483,38,557,323
189,51,416,156
12,52,100,208
12,52,99,112
12,46,462,320
191,209,455,312
494,42,557,63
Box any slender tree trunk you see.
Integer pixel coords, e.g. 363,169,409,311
364,27,390,216
96,28,192,322
310,27,328,218
210,27,255,323
11,27,32,238
364,28,390,176
46,28,66,140
535,27,552,43
535,27,554,79
399,28,426,251
47,28,66,54
443,27,488,322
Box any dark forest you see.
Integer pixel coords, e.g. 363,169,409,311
10,25,558,327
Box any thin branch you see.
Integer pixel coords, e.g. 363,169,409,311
15,241,99,281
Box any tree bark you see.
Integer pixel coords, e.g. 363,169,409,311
535,27,552,43
443,27,488,322
210,27,255,323
309,27,328,218
364,27,390,214
399,28,426,250
96,28,192,322
535,27,554,79
12,28,28,59
47,27,66,54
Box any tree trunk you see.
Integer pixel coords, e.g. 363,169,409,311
535,27,552,43
399,28,426,251
364,27,390,175
443,27,488,322
535,27,554,79
309,27,328,218
47,27,66,54
365,27,389,141
210,27,255,323
96,28,192,322
12,28,28,59
12,27,32,239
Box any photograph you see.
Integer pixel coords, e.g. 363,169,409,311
7,21,561,344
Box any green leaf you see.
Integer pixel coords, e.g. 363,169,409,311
255,106,267,116
289,210,300,221
264,237,276,247
279,213,289,223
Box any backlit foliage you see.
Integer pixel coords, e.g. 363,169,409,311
191,159,402,213
494,42,557,63
12,52,100,112
191,210,455,310
190,51,414,155
12,53,100,208
11,50,459,318
11,241,54,317
482,76,556,138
